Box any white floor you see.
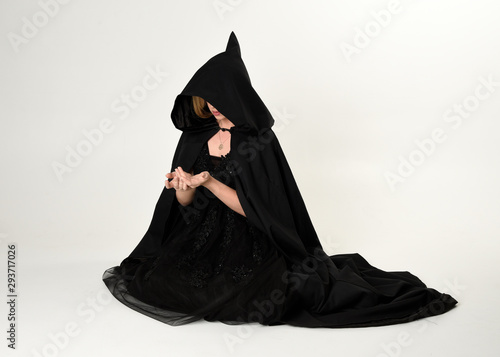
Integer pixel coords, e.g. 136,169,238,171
2,240,498,357
2,1,500,355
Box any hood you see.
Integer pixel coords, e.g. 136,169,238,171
170,31,274,133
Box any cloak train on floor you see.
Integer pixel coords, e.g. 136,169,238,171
102,32,457,327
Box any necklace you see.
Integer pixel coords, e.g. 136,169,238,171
218,128,231,150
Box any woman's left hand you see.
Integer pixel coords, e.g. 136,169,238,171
175,166,211,188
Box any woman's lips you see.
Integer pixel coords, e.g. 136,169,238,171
213,111,220,115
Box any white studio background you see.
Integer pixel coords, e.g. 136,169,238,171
1,0,499,356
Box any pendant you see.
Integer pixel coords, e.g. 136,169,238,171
219,143,224,150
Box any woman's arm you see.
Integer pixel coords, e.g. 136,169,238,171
174,167,246,217
175,187,196,206
202,175,246,217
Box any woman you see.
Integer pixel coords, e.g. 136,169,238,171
165,100,243,215
102,32,457,327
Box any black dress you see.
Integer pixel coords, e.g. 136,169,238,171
103,140,456,328
103,141,290,326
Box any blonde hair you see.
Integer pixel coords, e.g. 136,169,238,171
192,96,213,118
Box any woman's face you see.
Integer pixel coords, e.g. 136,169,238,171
206,102,226,120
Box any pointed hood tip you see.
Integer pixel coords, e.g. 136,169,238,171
225,31,241,57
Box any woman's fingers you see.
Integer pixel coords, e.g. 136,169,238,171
166,170,194,191
178,167,193,181
170,176,177,190
165,177,176,189
166,167,201,190
165,172,176,189
177,166,185,175
176,167,193,189
175,167,187,181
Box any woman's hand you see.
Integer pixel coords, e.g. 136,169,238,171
174,166,211,188
165,167,198,206
165,171,193,191
168,166,244,216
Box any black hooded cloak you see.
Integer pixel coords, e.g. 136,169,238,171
102,32,457,327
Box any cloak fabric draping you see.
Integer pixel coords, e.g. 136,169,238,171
102,31,457,328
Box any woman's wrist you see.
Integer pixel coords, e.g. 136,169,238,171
202,174,214,189
175,186,196,206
